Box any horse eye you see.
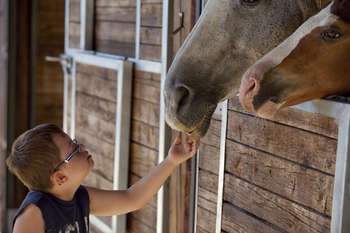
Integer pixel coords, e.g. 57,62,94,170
240,0,261,7
321,29,342,41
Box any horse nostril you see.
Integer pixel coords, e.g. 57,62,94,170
175,85,191,113
245,77,259,97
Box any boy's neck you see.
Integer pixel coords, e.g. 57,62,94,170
48,184,80,201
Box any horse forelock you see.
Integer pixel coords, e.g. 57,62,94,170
331,0,350,21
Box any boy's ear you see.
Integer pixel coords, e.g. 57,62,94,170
51,171,68,186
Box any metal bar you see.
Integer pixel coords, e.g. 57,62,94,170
215,100,228,233
64,0,70,52
80,0,93,50
331,107,350,233
70,61,76,139
90,216,113,233
157,0,173,232
66,49,163,73
112,61,132,233
62,65,68,133
135,0,141,59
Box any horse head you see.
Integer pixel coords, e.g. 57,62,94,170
239,0,350,118
164,0,329,138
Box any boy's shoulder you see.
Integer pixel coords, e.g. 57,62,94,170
13,204,44,233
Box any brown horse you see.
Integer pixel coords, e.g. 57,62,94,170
239,0,350,118
164,0,330,138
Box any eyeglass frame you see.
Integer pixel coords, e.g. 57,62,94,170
54,139,82,171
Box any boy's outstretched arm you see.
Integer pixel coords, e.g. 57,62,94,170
86,134,200,216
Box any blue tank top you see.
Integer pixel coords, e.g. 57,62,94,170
13,185,90,233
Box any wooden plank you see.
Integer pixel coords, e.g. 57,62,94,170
127,215,155,233
228,97,338,139
76,92,116,123
140,44,161,61
76,72,118,102
226,110,337,174
84,170,113,190
197,196,216,217
96,0,136,7
131,120,159,150
130,142,157,177
196,206,216,233
75,127,115,160
130,203,157,228
221,203,281,233
198,143,220,174
132,81,160,104
76,63,118,81
95,21,135,42
70,0,80,22
198,186,217,206
76,108,116,145
225,139,333,216
201,118,221,148
224,174,331,233
95,6,136,22
198,169,218,196
140,26,162,45
132,98,160,127
141,3,162,27
134,69,161,86
95,40,135,57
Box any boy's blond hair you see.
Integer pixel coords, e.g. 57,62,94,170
6,124,64,191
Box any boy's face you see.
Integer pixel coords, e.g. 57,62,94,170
53,133,94,185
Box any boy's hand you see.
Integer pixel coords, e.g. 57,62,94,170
167,133,200,166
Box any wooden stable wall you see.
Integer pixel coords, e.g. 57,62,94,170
0,0,8,230
219,97,337,233
34,0,65,127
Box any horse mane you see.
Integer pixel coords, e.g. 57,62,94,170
331,0,350,21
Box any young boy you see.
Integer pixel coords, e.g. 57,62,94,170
7,123,200,233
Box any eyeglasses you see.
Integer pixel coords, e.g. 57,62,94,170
54,139,82,171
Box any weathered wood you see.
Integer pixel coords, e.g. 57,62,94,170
131,120,159,150
140,27,162,45
228,97,338,139
198,143,220,174
198,186,217,206
141,3,162,27
198,169,218,195
140,44,161,61
226,110,337,174
70,0,80,22
69,22,80,48
84,170,113,189
132,98,160,127
76,108,116,145
96,0,136,7
76,92,116,123
130,142,157,178
201,118,221,148
196,206,216,233
127,215,156,233
75,127,115,160
132,80,160,104
95,40,135,57
221,203,281,233
134,69,161,85
76,71,118,102
95,21,135,42
224,174,331,233
197,196,216,218
225,139,333,216
76,63,118,81
95,6,136,22
130,202,157,228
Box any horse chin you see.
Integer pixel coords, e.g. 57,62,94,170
255,100,282,118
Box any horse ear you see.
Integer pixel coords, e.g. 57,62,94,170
331,0,350,21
